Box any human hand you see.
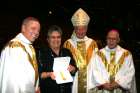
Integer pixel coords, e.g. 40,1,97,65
35,87,40,93
50,72,56,80
111,81,119,89
41,72,48,79
102,83,114,91
67,65,76,73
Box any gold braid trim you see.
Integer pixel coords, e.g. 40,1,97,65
9,41,25,48
97,51,107,65
64,40,98,93
97,50,130,79
63,40,77,64
64,40,98,66
118,50,129,67
86,40,98,65
9,41,34,67
8,41,38,86
29,45,39,86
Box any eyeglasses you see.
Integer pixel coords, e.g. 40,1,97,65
107,37,117,41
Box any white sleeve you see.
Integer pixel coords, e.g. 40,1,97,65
87,55,96,90
115,53,135,90
87,54,109,90
0,46,34,93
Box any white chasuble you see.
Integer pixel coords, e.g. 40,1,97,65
88,46,137,93
0,33,39,93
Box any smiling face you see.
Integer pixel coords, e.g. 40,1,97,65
22,20,40,42
106,30,120,49
47,31,61,49
74,26,87,39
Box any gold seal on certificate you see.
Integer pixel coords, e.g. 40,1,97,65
53,57,73,84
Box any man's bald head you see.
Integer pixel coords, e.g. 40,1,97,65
21,17,40,42
22,17,39,26
106,29,120,49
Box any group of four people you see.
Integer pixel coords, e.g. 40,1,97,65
0,8,137,93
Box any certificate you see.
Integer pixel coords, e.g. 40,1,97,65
53,57,73,84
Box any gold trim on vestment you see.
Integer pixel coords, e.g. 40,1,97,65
64,40,97,93
9,41,39,86
97,50,129,82
63,40,97,66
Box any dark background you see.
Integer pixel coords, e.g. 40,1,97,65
0,0,140,92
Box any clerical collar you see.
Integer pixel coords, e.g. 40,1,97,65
71,32,89,42
16,33,32,45
105,45,118,52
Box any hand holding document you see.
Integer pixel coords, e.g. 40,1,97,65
53,57,73,84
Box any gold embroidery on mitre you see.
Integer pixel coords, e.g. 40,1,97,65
71,8,90,26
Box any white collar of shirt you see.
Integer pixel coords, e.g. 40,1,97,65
16,33,32,45
71,31,89,42
105,45,120,52
105,45,122,53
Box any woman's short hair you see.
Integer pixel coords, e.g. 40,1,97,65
47,25,63,38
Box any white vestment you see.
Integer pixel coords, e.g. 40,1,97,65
88,45,137,93
64,34,98,93
0,33,39,93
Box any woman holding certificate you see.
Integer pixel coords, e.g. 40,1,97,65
38,25,77,93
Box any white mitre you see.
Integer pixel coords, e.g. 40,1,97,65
71,8,90,26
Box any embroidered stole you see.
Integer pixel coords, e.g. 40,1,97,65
64,40,97,93
77,41,87,93
97,50,129,83
109,51,116,82
9,40,39,86
29,45,39,86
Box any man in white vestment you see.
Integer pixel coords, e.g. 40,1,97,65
0,17,41,93
88,29,137,93
63,8,98,93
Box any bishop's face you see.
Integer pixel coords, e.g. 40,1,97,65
74,26,87,39
47,31,61,49
107,30,120,49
